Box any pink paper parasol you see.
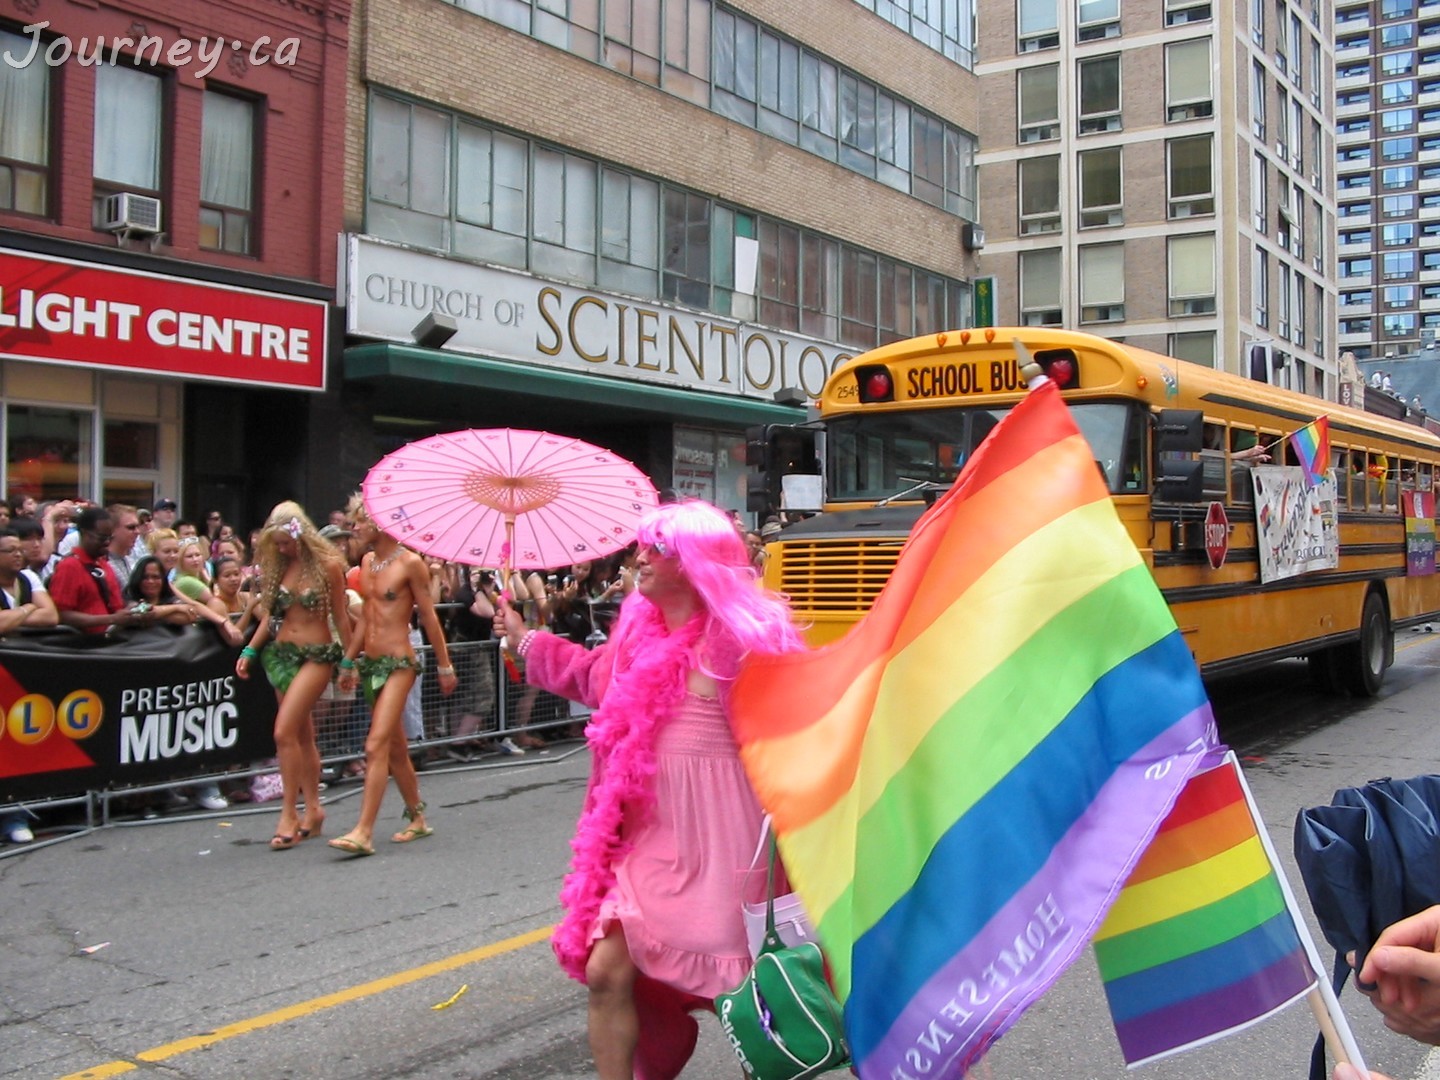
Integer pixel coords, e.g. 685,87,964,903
361,428,659,570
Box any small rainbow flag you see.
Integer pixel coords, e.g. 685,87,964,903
731,380,1217,1079
1096,751,1316,1065
1289,416,1331,487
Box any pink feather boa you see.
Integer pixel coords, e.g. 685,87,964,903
551,601,712,981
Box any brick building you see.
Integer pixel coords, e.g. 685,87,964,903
0,0,350,529
337,0,983,513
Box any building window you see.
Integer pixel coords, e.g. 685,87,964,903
1385,285,1416,307
1384,249,1417,278
1166,39,1213,121
93,64,162,226
1170,330,1216,365
1384,222,1417,246
1019,156,1061,233
1168,135,1214,218
1253,245,1269,327
0,28,48,215
1077,0,1120,40
1166,0,1212,25
1383,22,1417,46
1020,248,1062,324
364,91,967,337
1340,255,1373,277
1383,78,1417,104
1078,55,1121,133
1018,0,1060,50
1384,108,1417,132
1168,233,1215,316
599,168,661,297
1079,243,1124,322
1252,60,1266,139
849,0,976,66
7,405,95,502
1078,146,1122,226
1383,137,1417,161
1383,164,1416,188
1018,65,1059,143
199,92,254,254
1383,51,1416,75
1252,151,1268,232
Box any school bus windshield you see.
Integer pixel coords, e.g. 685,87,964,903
827,400,1147,502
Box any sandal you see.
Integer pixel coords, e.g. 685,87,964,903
392,802,433,844
269,833,298,851
327,835,375,857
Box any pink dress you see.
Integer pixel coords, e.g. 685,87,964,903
524,631,764,1080
595,690,762,997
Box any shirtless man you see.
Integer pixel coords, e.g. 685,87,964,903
329,503,457,856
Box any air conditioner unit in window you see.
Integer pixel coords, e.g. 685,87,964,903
102,192,162,235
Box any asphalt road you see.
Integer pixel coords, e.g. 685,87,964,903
6,633,1440,1079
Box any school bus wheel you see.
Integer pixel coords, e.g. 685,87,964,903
1340,591,1391,698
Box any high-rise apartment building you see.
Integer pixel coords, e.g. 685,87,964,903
1333,0,1440,362
974,0,1336,395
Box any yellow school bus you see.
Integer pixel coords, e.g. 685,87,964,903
756,327,1440,695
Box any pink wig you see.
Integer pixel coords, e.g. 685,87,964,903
620,499,802,662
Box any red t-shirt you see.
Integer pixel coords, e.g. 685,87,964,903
48,550,124,633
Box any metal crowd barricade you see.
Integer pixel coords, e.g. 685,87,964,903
1,635,594,857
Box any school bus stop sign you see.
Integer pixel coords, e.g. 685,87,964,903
1205,501,1230,569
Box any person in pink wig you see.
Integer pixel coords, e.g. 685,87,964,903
494,499,803,1080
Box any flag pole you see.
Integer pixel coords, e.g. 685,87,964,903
1229,751,1371,1076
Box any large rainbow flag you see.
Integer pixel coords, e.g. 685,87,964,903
1095,750,1316,1066
731,379,1218,1079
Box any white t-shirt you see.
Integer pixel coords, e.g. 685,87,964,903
0,569,46,608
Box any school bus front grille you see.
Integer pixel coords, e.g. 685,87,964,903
777,539,905,614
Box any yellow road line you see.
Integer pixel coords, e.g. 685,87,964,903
59,924,555,1080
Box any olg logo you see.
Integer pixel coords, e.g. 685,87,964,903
4,689,103,744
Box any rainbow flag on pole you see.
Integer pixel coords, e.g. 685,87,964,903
731,379,1217,1079
1096,750,1317,1066
1289,416,1331,487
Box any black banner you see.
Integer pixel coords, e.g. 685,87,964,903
0,626,277,802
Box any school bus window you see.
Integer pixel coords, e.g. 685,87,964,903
1199,422,1227,498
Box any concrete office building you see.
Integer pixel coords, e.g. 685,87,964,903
338,0,985,513
974,0,1336,395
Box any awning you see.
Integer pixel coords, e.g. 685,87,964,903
344,342,806,427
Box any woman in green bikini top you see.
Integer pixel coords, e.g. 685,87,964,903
235,502,352,851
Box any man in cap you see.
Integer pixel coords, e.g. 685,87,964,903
152,499,178,531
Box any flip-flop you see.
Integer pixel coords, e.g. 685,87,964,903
328,836,375,857
269,833,298,851
391,823,434,844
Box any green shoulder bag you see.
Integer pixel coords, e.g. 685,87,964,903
715,837,850,1080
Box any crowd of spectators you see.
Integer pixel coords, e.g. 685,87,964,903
1,493,764,847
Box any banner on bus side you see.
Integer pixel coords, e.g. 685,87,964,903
0,628,277,802
1402,490,1436,577
1251,466,1339,584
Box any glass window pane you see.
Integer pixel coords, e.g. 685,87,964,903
201,93,253,210
1019,65,1059,123
1167,39,1211,103
94,66,161,189
0,30,48,168
8,405,93,502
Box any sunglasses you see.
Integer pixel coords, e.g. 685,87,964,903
645,539,670,559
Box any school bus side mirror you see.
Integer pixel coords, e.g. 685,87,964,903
1155,409,1204,453
1155,458,1206,502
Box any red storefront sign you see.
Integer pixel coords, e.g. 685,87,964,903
0,249,328,391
